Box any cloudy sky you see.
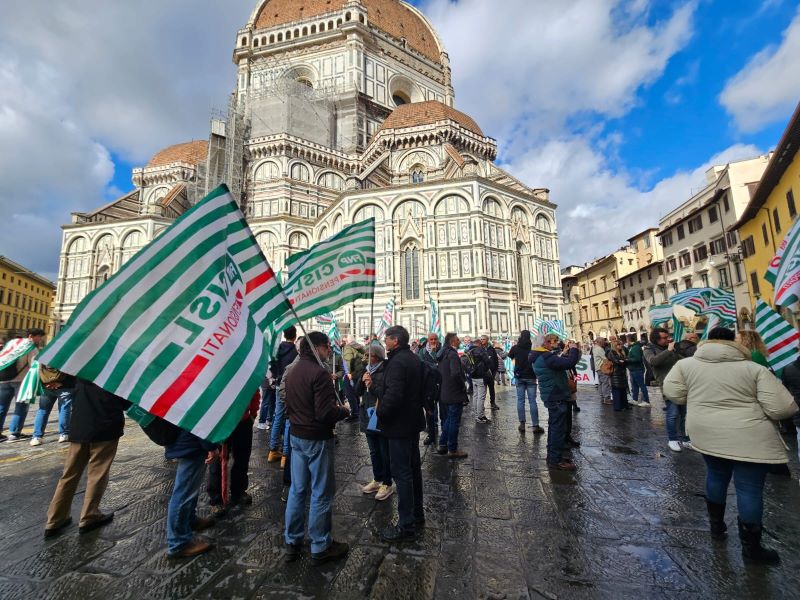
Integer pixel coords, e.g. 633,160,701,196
1,0,799,280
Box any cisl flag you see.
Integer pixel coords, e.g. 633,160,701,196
39,185,292,443
766,216,800,311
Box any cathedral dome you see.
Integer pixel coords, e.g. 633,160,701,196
249,0,443,63
378,100,485,137
146,141,209,168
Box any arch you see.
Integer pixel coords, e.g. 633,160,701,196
261,36,266,46
256,231,279,264
66,236,88,255
316,171,344,190
388,74,424,105
337,18,343,27
359,13,365,23
353,204,385,222
294,28,300,38
286,30,292,40
392,199,427,220
253,38,259,47
535,213,553,233
318,226,329,241
288,231,309,251
346,11,352,21
277,32,283,42
510,205,530,225
320,22,325,32
311,24,317,34
332,213,344,233
410,164,425,184
253,160,281,181
241,37,247,46
434,195,470,216
93,233,116,253
302,26,308,36
482,196,503,218
121,230,144,264
289,161,311,182
270,34,275,43
328,20,334,30
401,242,421,302
146,186,170,205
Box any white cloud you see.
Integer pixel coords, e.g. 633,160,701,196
720,6,800,132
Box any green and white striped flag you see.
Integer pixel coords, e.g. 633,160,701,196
700,314,720,341
754,300,800,373
17,358,42,404
38,185,294,443
671,316,685,342
270,219,376,344
0,338,34,371
766,215,800,311
376,297,395,338
648,304,673,327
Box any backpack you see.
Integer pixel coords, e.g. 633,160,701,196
0,361,19,382
464,348,489,379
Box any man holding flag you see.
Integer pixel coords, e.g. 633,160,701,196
0,328,45,442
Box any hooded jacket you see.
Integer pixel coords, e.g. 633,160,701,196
270,341,298,383
531,347,581,406
663,340,798,464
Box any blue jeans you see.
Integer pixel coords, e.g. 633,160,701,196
285,436,336,554
270,397,290,453
33,388,74,438
516,379,539,426
439,403,463,452
629,370,649,403
166,456,207,554
388,434,424,531
366,432,392,485
9,401,29,435
258,386,275,424
0,382,21,433
703,454,769,524
544,401,569,464
665,399,688,442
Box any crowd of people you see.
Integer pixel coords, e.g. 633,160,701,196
2,321,799,567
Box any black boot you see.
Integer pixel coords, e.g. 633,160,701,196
738,518,780,564
705,500,727,540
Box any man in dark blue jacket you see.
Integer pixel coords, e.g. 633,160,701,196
531,334,581,471
165,430,218,558
377,325,425,541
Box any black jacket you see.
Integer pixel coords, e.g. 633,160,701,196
486,346,499,373
508,343,535,380
439,345,468,405
270,341,298,383
165,430,217,460
606,349,629,390
376,344,425,438
354,362,385,433
69,379,131,443
285,354,349,440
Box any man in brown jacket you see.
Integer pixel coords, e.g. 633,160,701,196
283,332,351,564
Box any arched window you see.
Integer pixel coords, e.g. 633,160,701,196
290,162,310,182
302,27,308,36
483,197,502,218
277,32,283,42
511,206,529,225
393,200,426,220
288,231,309,252
121,231,143,264
410,164,425,184
320,23,325,32
256,231,279,264
354,204,384,222
516,242,530,303
311,24,317,34
65,237,88,278
401,244,421,301
254,161,280,181
253,38,259,47
270,34,275,44
328,20,334,29
94,265,110,290
435,195,469,216
261,36,266,46
318,226,328,241
346,12,352,21
241,37,247,46
317,171,344,190
286,30,292,40
393,92,409,107
536,214,552,233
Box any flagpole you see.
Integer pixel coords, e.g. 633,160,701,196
286,303,326,369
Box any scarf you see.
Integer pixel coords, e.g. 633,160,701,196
367,362,382,375
0,338,34,371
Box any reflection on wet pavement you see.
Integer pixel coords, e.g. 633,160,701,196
1,384,798,599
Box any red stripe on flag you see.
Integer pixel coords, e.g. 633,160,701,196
246,269,275,294
768,332,800,355
149,354,210,417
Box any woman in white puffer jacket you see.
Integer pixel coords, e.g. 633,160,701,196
664,327,797,565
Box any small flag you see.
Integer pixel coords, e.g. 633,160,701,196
428,291,441,339
376,297,396,338
766,216,800,311
671,315,684,342
648,304,673,327
701,314,721,341
754,300,800,374
38,184,293,443
17,358,42,403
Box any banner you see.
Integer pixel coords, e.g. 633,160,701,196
648,304,673,327
754,300,800,374
270,219,376,344
765,215,800,311
39,185,292,443
0,338,34,371
672,315,685,342
376,297,396,338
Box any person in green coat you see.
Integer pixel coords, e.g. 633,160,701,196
625,334,649,407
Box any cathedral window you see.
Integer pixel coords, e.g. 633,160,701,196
289,232,310,252
294,29,300,38
311,25,317,34
254,160,280,181
253,38,259,47
434,195,469,216
536,214,552,233
270,34,275,43
483,197,502,218
302,27,308,36
516,242,531,303
277,33,283,42
410,165,425,184
121,231,143,265
393,92,409,107
401,244,421,302
346,12,352,21
318,172,343,189
241,37,247,46
320,23,325,32
354,204,384,222
290,162,310,182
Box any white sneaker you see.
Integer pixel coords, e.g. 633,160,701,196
254,422,268,430
638,402,651,408
30,437,42,447
668,441,682,452
58,434,69,443
7,434,19,441
361,480,381,494
375,484,395,501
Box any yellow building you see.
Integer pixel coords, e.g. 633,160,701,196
0,256,56,341
734,101,800,319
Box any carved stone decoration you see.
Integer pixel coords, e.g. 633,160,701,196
511,215,528,242
463,251,471,275
438,225,446,245
377,260,385,282
450,254,459,277
449,224,457,243
439,255,448,278
460,222,469,243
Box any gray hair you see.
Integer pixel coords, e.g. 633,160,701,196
532,334,546,347
367,342,385,360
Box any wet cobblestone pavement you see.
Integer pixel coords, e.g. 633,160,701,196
2,385,800,599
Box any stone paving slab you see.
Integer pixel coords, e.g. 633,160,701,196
1,384,800,599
